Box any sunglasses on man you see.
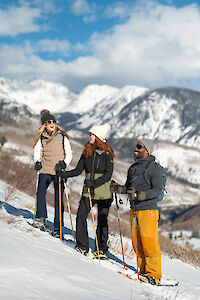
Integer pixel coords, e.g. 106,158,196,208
135,144,146,150
47,120,56,124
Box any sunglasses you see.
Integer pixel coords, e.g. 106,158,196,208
88,132,94,137
135,144,146,150
47,120,56,124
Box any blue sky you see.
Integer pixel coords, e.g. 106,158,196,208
0,0,200,91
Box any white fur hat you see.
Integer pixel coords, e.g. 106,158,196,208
89,123,111,142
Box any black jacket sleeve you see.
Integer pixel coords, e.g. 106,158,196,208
64,154,85,178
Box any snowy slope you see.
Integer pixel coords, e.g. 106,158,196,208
0,181,200,300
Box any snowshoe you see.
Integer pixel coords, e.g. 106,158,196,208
75,246,88,256
140,274,161,285
93,250,109,260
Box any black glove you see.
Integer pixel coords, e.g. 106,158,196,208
110,180,123,193
55,160,66,172
34,161,42,171
85,179,95,188
58,160,66,169
56,169,69,180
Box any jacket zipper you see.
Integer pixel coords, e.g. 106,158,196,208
91,152,96,181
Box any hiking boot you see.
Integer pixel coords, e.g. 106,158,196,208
39,217,46,226
141,275,161,285
51,227,59,237
139,271,147,276
75,246,88,256
51,227,63,239
37,217,47,230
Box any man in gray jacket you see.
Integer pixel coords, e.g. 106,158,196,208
112,139,163,285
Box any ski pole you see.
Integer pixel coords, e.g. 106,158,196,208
33,171,39,223
59,176,63,241
133,210,139,280
63,182,75,242
88,188,100,264
114,192,127,270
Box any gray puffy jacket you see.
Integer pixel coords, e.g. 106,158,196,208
124,155,163,210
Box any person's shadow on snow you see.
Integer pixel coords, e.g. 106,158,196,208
0,200,75,243
1,200,136,272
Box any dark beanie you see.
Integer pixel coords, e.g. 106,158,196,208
41,111,56,124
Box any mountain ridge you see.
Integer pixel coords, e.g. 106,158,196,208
0,77,199,148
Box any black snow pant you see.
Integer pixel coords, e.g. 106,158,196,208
36,173,64,228
76,196,112,253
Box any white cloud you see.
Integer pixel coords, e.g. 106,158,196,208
0,4,41,36
32,0,62,14
1,2,200,91
35,39,71,56
71,2,200,88
70,0,97,22
0,44,67,82
71,0,94,15
105,1,133,19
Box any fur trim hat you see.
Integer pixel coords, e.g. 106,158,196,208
137,139,154,155
89,123,111,142
40,109,56,125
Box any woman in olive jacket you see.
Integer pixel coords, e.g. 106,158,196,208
56,123,114,256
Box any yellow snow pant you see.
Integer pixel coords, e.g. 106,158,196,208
130,209,161,279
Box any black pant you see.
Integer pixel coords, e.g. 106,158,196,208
76,196,112,253
36,173,64,228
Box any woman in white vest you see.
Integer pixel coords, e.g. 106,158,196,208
33,110,72,237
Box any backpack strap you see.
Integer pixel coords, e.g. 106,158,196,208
143,161,154,187
62,134,65,156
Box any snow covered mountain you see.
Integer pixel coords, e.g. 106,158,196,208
0,77,142,114
111,86,200,147
64,86,200,148
1,77,199,148
0,77,77,114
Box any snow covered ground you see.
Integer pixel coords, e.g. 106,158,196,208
1,180,200,300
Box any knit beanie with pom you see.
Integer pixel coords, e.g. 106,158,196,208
40,109,56,124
